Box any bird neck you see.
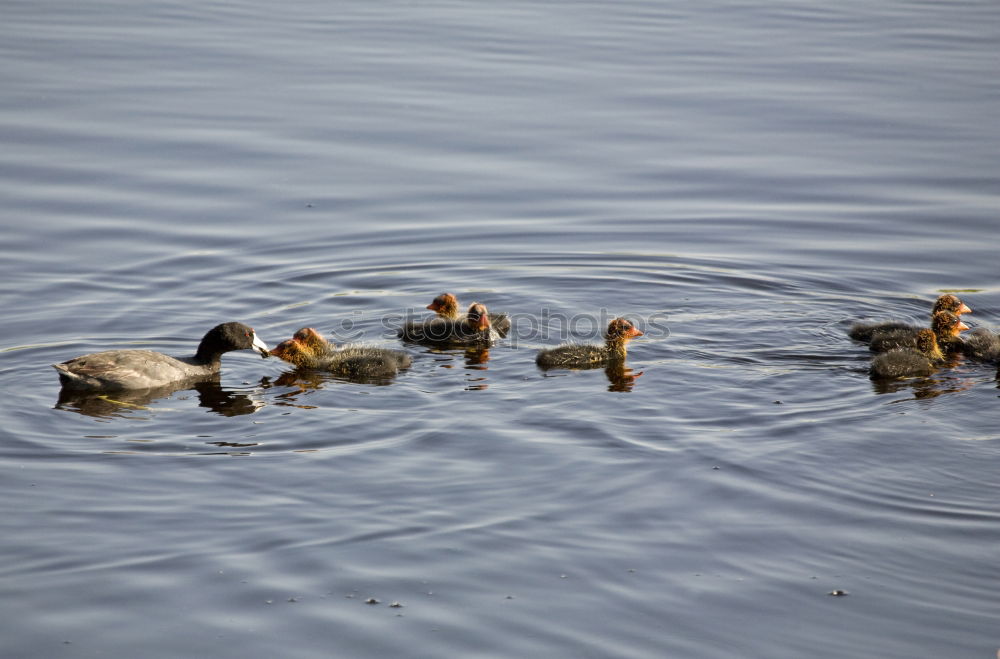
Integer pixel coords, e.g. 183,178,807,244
604,337,630,360
194,340,224,365
935,330,959,346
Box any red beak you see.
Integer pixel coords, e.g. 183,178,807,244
627,328,643,338
427,303,439,311
957,320,969,331
958,303,972,314
477,316,491,331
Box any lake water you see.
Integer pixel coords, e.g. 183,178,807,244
1,1,998,657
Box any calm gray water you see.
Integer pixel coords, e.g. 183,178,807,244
2,1,999,657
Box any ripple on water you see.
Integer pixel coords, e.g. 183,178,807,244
6,240,991,457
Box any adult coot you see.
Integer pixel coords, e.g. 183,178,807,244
53,322,269,391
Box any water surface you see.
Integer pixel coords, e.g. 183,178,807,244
2,1,999,657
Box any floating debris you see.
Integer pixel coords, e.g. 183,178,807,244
365,597,380,605
389,601,403,608
828,589,848,597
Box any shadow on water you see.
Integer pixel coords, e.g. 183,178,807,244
870,375,974,401
604,363,643,392
867,352,978,400
421,345,493,390
55,379,263,419
538,361,643,392
266,367,403,391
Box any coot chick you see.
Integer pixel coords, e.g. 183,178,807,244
536,318,643,370
426,292,461,317
961,327,1000,364
849,294,971,342
53,322,269,391
869,310,969,353
270,327,411,378
290,326,336,358
425,293,511,337
870,329,944,379
398,302,499,346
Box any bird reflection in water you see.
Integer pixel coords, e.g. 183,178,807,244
604,363,643,392
262,370,382,410
55,378,264,419
269,366,403,388
870,374,973,399
868,351,973,399
422,345,492,389
536,362,643,392
463,347,491,390
263,361,405,409
464,346,490,366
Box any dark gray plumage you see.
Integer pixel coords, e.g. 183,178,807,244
870,329,944,379
53,322,269,391
849,294,971,343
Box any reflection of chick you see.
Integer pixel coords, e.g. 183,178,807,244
869,311,968,353
850,294,971,342
399,303,499,346
536,318,642,370
426,293,511,336
604,362,643,392
870,329,944,379
463,347,491,366
270,327,411,378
